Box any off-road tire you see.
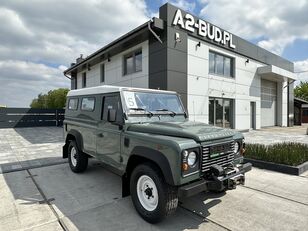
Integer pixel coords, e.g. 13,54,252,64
130,163,178,223
68,140,88,173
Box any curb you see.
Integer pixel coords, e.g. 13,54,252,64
244,158,308,176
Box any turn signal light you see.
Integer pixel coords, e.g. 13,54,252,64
182,163,189,171
240,148,245,155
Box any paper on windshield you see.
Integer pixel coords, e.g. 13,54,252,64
123,91,137,108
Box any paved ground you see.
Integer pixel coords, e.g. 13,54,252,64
244,125,308,145
0,127,308,231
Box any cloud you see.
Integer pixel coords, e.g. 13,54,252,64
0,0,150,107
294,59,308,83
0,60,70,107
199,0,308,56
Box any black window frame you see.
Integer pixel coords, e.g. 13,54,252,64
68,98,79,110
209,50,235,78
101,93,124,124
100,63,105,83
82,72,87,88
123,49,142,76
81,97,95,112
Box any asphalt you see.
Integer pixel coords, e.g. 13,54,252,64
0,127,308,231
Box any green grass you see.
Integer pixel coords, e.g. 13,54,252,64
245,142,308,166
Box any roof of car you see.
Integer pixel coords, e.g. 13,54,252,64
67,85,177,97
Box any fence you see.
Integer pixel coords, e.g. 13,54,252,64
0,108,65,128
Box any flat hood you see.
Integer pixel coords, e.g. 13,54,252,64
127,121,235,142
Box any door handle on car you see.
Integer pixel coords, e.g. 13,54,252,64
97,133,104,138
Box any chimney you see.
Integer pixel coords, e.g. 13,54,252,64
76,54,84,64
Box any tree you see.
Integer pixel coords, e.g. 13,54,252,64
294,81,308,101
30,88,69,109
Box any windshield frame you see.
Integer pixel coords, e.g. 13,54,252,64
120,89,186,117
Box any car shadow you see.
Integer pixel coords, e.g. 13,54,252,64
1,160,226,231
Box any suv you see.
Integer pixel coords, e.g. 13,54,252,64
63,85,251,223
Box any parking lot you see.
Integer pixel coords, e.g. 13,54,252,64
0,127,308,231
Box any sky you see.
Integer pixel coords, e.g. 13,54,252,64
0,0,308,107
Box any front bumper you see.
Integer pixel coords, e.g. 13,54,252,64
178,162,252,198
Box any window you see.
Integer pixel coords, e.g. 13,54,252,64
209,51,234,77
102,95,122,122
303,109,308,116
81,97,95,111
68,98,78,110
123,49,142,75
209,97,234,128
100,64,105,83
82,72,86,88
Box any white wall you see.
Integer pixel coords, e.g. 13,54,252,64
187,36,264,130
76,40,149,89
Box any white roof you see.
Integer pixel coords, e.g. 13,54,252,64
67,85,177,97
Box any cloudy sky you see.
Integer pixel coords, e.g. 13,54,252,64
0,0,308,107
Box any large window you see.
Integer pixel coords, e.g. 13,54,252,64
102,95,123,122
123,49,142,75
82,72,87,88
209,97,234,128
209,51,234,77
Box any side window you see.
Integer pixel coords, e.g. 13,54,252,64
68,98,78,110
81,97,95,111
102,95,122,122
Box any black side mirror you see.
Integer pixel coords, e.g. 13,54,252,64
107,109,117,123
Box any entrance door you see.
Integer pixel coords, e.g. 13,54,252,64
209,97,234,128
250,102,256,129
261,79,277,127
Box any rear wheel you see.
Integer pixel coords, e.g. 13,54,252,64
68,140,88,173
130,163,178,223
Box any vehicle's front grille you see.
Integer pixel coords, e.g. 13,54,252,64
201,141,235,173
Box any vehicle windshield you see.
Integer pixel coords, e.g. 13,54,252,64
123,91,185,115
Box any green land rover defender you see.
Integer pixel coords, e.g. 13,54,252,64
62,85,251,223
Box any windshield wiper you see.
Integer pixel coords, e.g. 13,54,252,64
129,107,153,117
154,109,177,117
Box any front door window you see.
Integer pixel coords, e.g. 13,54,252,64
209,97,234,128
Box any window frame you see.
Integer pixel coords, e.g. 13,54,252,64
82,72,87,88
68,98,79,110
123,48,142,76
209,50,235,78
81,97,95,112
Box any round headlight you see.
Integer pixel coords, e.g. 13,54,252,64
234,141,240,154
187,151,197,167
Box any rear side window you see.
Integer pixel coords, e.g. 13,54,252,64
68,98,78,110
81,97,95,111
102,95,122,121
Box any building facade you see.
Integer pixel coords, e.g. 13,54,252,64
64,3,296,130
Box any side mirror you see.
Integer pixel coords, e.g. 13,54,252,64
107,109,117,123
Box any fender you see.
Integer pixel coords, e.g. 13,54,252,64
63,129,84,158
130,146,175,185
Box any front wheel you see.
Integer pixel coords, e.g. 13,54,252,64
130,163,178,223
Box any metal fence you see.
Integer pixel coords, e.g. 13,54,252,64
0,108,65,128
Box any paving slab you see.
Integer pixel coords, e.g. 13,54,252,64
244,167,308,204
60,197,226,231
0,170,58,231
181,186,308,231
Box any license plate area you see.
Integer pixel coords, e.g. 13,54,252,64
209,143,232,158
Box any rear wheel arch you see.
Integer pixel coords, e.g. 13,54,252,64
63,130,84,158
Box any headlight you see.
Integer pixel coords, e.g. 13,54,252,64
187,151,197,167
233,141,240,154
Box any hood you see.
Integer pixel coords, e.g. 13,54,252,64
127,121,236,142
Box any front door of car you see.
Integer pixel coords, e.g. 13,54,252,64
96,93,123,169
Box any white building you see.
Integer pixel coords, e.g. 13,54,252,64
64,3,296,130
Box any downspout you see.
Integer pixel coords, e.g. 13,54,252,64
148,21,163,44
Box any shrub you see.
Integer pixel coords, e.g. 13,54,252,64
245,143,308,166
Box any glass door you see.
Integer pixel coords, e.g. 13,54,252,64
209,97,234,128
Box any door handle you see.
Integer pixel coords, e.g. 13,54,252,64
97,133,104,138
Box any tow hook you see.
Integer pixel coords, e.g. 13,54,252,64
227,174,245,189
